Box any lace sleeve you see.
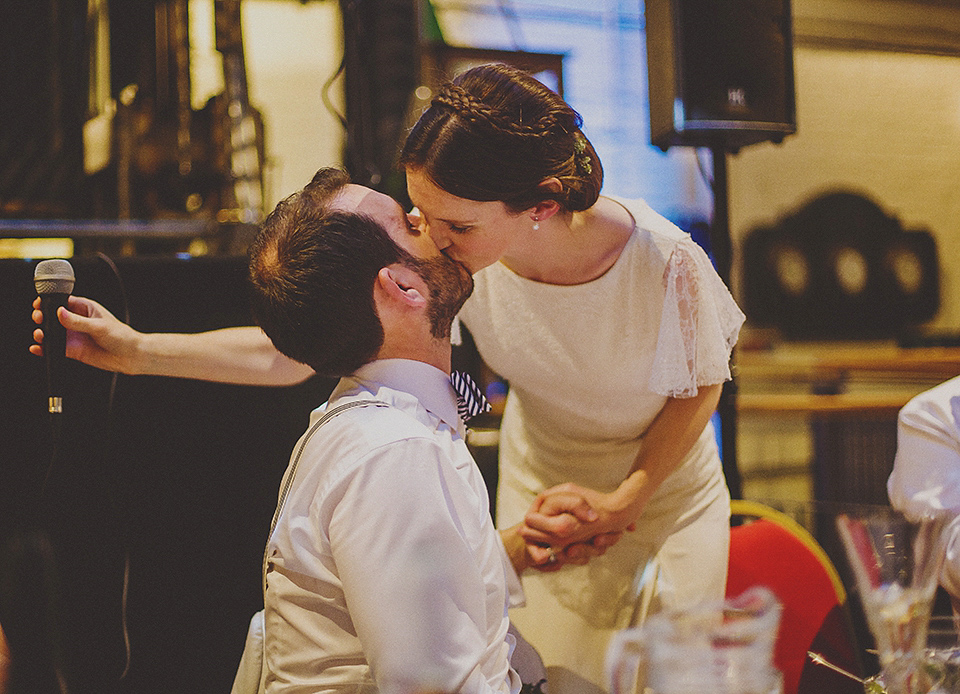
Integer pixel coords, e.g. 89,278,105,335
648,238,745,398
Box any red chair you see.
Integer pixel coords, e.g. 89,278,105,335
727,500,864,694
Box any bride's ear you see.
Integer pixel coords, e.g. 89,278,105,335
531,178,563,221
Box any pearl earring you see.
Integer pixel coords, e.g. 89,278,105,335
532,218,540,231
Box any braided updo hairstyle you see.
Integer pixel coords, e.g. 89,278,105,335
399,63,603,214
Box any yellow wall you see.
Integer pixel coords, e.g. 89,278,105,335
731,47,960,333
189,0,345,209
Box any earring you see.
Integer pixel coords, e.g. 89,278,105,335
532,217,540,231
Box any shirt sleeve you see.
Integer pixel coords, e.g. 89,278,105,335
496,534,526,610
887,377,960,596
327,437,512,694
648,237,746,398
888,379,960,516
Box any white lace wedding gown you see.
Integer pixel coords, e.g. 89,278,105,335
456,197,746,694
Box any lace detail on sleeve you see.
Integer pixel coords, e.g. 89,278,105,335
648,238,746,398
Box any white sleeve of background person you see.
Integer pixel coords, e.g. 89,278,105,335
887,376,960,595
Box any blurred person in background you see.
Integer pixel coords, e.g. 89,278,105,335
887,374,960,613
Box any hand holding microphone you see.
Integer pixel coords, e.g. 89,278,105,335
34,259,75,414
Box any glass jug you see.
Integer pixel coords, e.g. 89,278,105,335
606,586,783,694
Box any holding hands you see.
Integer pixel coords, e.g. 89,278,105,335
517,484,634,573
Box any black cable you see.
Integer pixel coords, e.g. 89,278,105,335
94,252,129,417
38,416,63,506
322,55,349,131
91,252,132,680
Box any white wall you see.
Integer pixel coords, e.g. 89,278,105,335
189,0,345,208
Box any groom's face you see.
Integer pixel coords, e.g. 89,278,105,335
331,184,473,338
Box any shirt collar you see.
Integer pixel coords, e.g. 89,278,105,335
332,359,463,435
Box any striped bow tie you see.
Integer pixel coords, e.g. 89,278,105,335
450,370,491,423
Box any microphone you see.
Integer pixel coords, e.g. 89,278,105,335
34,259,75,414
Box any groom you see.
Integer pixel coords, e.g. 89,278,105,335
247,168,545,694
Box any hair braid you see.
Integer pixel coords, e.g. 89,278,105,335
402,63,603,213
432,84,557,138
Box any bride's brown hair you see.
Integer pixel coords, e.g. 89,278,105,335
400,63,603,214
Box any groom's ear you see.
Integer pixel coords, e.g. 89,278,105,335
376,265,428,309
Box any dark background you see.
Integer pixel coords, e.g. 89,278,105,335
0,256,337,694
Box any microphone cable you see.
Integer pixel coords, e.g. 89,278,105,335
92,251,133,681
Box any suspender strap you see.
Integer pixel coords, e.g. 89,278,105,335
262,399,388,591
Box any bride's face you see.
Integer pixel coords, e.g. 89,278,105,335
405,168,533,275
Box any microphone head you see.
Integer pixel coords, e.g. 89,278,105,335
34,258,76,295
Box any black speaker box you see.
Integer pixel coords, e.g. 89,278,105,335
645,0,797,151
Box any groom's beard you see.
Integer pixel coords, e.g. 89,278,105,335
403,255,474,339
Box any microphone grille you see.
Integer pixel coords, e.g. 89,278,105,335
34,258,76,295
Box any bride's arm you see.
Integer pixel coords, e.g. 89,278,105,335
523,384,723,545
32,296,314,385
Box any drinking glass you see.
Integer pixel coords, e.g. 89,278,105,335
835,508,950,694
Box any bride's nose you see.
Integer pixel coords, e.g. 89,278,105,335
420,218,452,251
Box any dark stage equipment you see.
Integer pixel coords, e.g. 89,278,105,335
0,256,337,694
742,190,940,341
1,0,264,249
0,0,88,217
645,0,796,152
340,0,419,200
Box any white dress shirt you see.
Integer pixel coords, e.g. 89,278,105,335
263,358,522,694
887,375,960,597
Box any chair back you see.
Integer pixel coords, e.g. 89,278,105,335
728,500,863,694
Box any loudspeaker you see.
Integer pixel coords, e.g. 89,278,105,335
645,0,796,152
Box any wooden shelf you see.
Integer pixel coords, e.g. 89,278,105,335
737,345,960,384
